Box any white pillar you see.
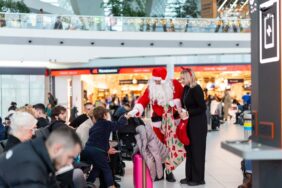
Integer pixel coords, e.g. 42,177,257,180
166,62,175,79
72,76,83,114
55,76,69,107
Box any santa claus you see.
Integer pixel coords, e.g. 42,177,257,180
129,67,184,182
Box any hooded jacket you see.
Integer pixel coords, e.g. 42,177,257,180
0,137,58,188
134,123,169,180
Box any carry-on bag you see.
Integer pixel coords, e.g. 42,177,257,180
133,153,153,188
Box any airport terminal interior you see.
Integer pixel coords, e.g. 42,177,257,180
0,0,281,188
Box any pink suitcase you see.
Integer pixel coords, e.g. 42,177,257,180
133,154,153,188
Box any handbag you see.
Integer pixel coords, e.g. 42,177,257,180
176,119,190,145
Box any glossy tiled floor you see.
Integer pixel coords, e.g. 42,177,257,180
119,121,244,188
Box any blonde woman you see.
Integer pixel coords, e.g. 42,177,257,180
179,68,207,186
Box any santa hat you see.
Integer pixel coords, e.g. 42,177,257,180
152,68,167,81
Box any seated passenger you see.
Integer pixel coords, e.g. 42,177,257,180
82,106,130,187
70,102,94,129
4,111,37,151
33,103,50,128
50,105,68,130
35,105,68,139
76,109,95,148
0,127,82,188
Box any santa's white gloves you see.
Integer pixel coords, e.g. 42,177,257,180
180,109,189,120
128,109,138,117
169,100,175,107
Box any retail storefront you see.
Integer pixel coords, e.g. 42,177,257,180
175,65,251,100
51,64,251,113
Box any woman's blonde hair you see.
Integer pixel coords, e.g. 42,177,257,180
17,105,36,117
180,68,197,88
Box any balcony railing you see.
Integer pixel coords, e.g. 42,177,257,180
0,12,251,33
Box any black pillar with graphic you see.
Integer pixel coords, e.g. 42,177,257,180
251,0,282,187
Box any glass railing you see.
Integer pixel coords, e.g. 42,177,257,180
0,12,251,33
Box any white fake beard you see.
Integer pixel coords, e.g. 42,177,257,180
148,79,174,106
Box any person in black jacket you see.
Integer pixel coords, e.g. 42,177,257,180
0,127,82,188
36,105,88,188
82,106,130,187
33,103,50,128
69,102,94,129
50,105,68,130
179,68,207,186
36,105,69,143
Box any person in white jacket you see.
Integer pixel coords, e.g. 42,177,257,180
76,110,95,148
210,96,221,130
72,103,95,148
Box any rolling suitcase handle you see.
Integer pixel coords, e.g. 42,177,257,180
142,159,146,188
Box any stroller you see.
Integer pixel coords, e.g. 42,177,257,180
112,108,139,161
117,120,137,160
117,117,146,161
110,118,144,175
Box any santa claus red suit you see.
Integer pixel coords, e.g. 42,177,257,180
131,68,183,140
130,67,184,182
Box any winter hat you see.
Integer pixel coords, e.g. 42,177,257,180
152,68,167,81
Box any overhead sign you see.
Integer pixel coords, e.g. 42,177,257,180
228,79,244,84
50,65,251,76
119,80,133,85
260,0,280,64
50,69,90,76
92,68,119,74
97,68,119,74
119,67,159,74
137,79,148,84
119,79,148,85
174,65,251,72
